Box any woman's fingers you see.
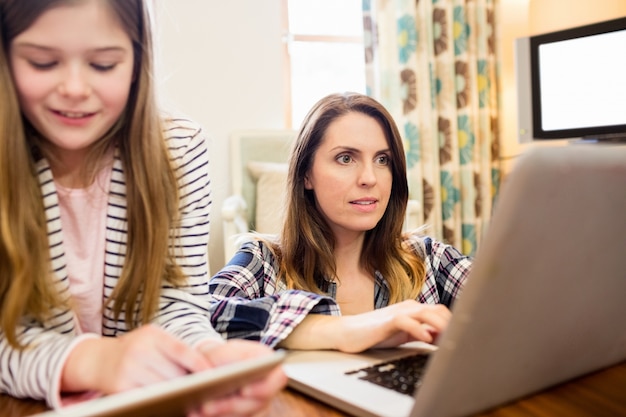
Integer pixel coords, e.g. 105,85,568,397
407,303,451,333
392,302,452,342
339,302,453,352
392,314,435,343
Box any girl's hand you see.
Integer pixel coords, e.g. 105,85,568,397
62,326,286,417
188,340,287,417
62,324,213,394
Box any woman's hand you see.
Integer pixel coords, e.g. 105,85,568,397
337,300,451,352
280,300,451,353
188,340,287,417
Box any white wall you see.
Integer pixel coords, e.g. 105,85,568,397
155,1,626,272
153,1,286,273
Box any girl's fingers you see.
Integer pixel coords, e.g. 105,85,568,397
197,395,269,417
143,326,212,373
106,326,213,392
200,340,275,368
240,367,288,398
191,340,286,416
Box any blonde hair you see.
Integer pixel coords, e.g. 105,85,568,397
275,92,426,304
0,0,185,347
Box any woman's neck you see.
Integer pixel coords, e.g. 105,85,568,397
333,234,376,315
333,234,363,273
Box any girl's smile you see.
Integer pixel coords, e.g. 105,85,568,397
9,0,134,182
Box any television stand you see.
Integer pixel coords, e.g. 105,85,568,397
570,133,626,145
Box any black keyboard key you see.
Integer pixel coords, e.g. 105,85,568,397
345,353,430,396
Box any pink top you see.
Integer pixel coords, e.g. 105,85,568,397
55,166,112,335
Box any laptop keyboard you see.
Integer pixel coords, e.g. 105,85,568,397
345,353,430,396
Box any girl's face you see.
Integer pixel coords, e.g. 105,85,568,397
9,0,134,163
304,112,393,242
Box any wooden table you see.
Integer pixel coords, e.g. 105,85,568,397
2,361,624,417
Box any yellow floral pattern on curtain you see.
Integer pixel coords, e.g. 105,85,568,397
363,0,501,255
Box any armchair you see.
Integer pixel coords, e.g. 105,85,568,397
222,130,297,264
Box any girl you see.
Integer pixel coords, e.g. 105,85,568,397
209,92,472,351
0,0,285,414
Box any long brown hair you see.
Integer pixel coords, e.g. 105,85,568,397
0,0,184,347
277,92,425,303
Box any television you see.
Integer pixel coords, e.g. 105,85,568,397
515,16,626,143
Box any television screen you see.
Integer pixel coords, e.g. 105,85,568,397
515,17,626,142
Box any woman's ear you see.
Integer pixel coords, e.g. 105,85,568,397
304,174,313,190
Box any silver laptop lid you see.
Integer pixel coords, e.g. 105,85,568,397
413,144,626,417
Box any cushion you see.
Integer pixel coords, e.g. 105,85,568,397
246,162,288,234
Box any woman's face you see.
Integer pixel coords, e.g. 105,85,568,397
9,0,134,164
304,112,393,242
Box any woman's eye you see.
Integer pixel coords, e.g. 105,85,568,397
91,63,116,71
376,155,390,165
338,154,353,164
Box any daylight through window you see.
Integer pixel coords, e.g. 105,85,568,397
284,0,366,128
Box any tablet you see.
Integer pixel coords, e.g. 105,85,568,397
34,350,286,417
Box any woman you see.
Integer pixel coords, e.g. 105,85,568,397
209,92,472,352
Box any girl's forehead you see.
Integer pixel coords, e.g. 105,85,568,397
12,0,131,50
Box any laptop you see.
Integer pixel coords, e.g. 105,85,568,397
284,144,626,417
32,350,285,417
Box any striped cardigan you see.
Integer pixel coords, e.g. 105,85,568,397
0,118,220,407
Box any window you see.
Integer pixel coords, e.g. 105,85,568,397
283,0,366,128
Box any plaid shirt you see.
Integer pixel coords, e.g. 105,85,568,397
208,234,472,347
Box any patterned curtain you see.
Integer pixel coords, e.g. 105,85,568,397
363,0,501,255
